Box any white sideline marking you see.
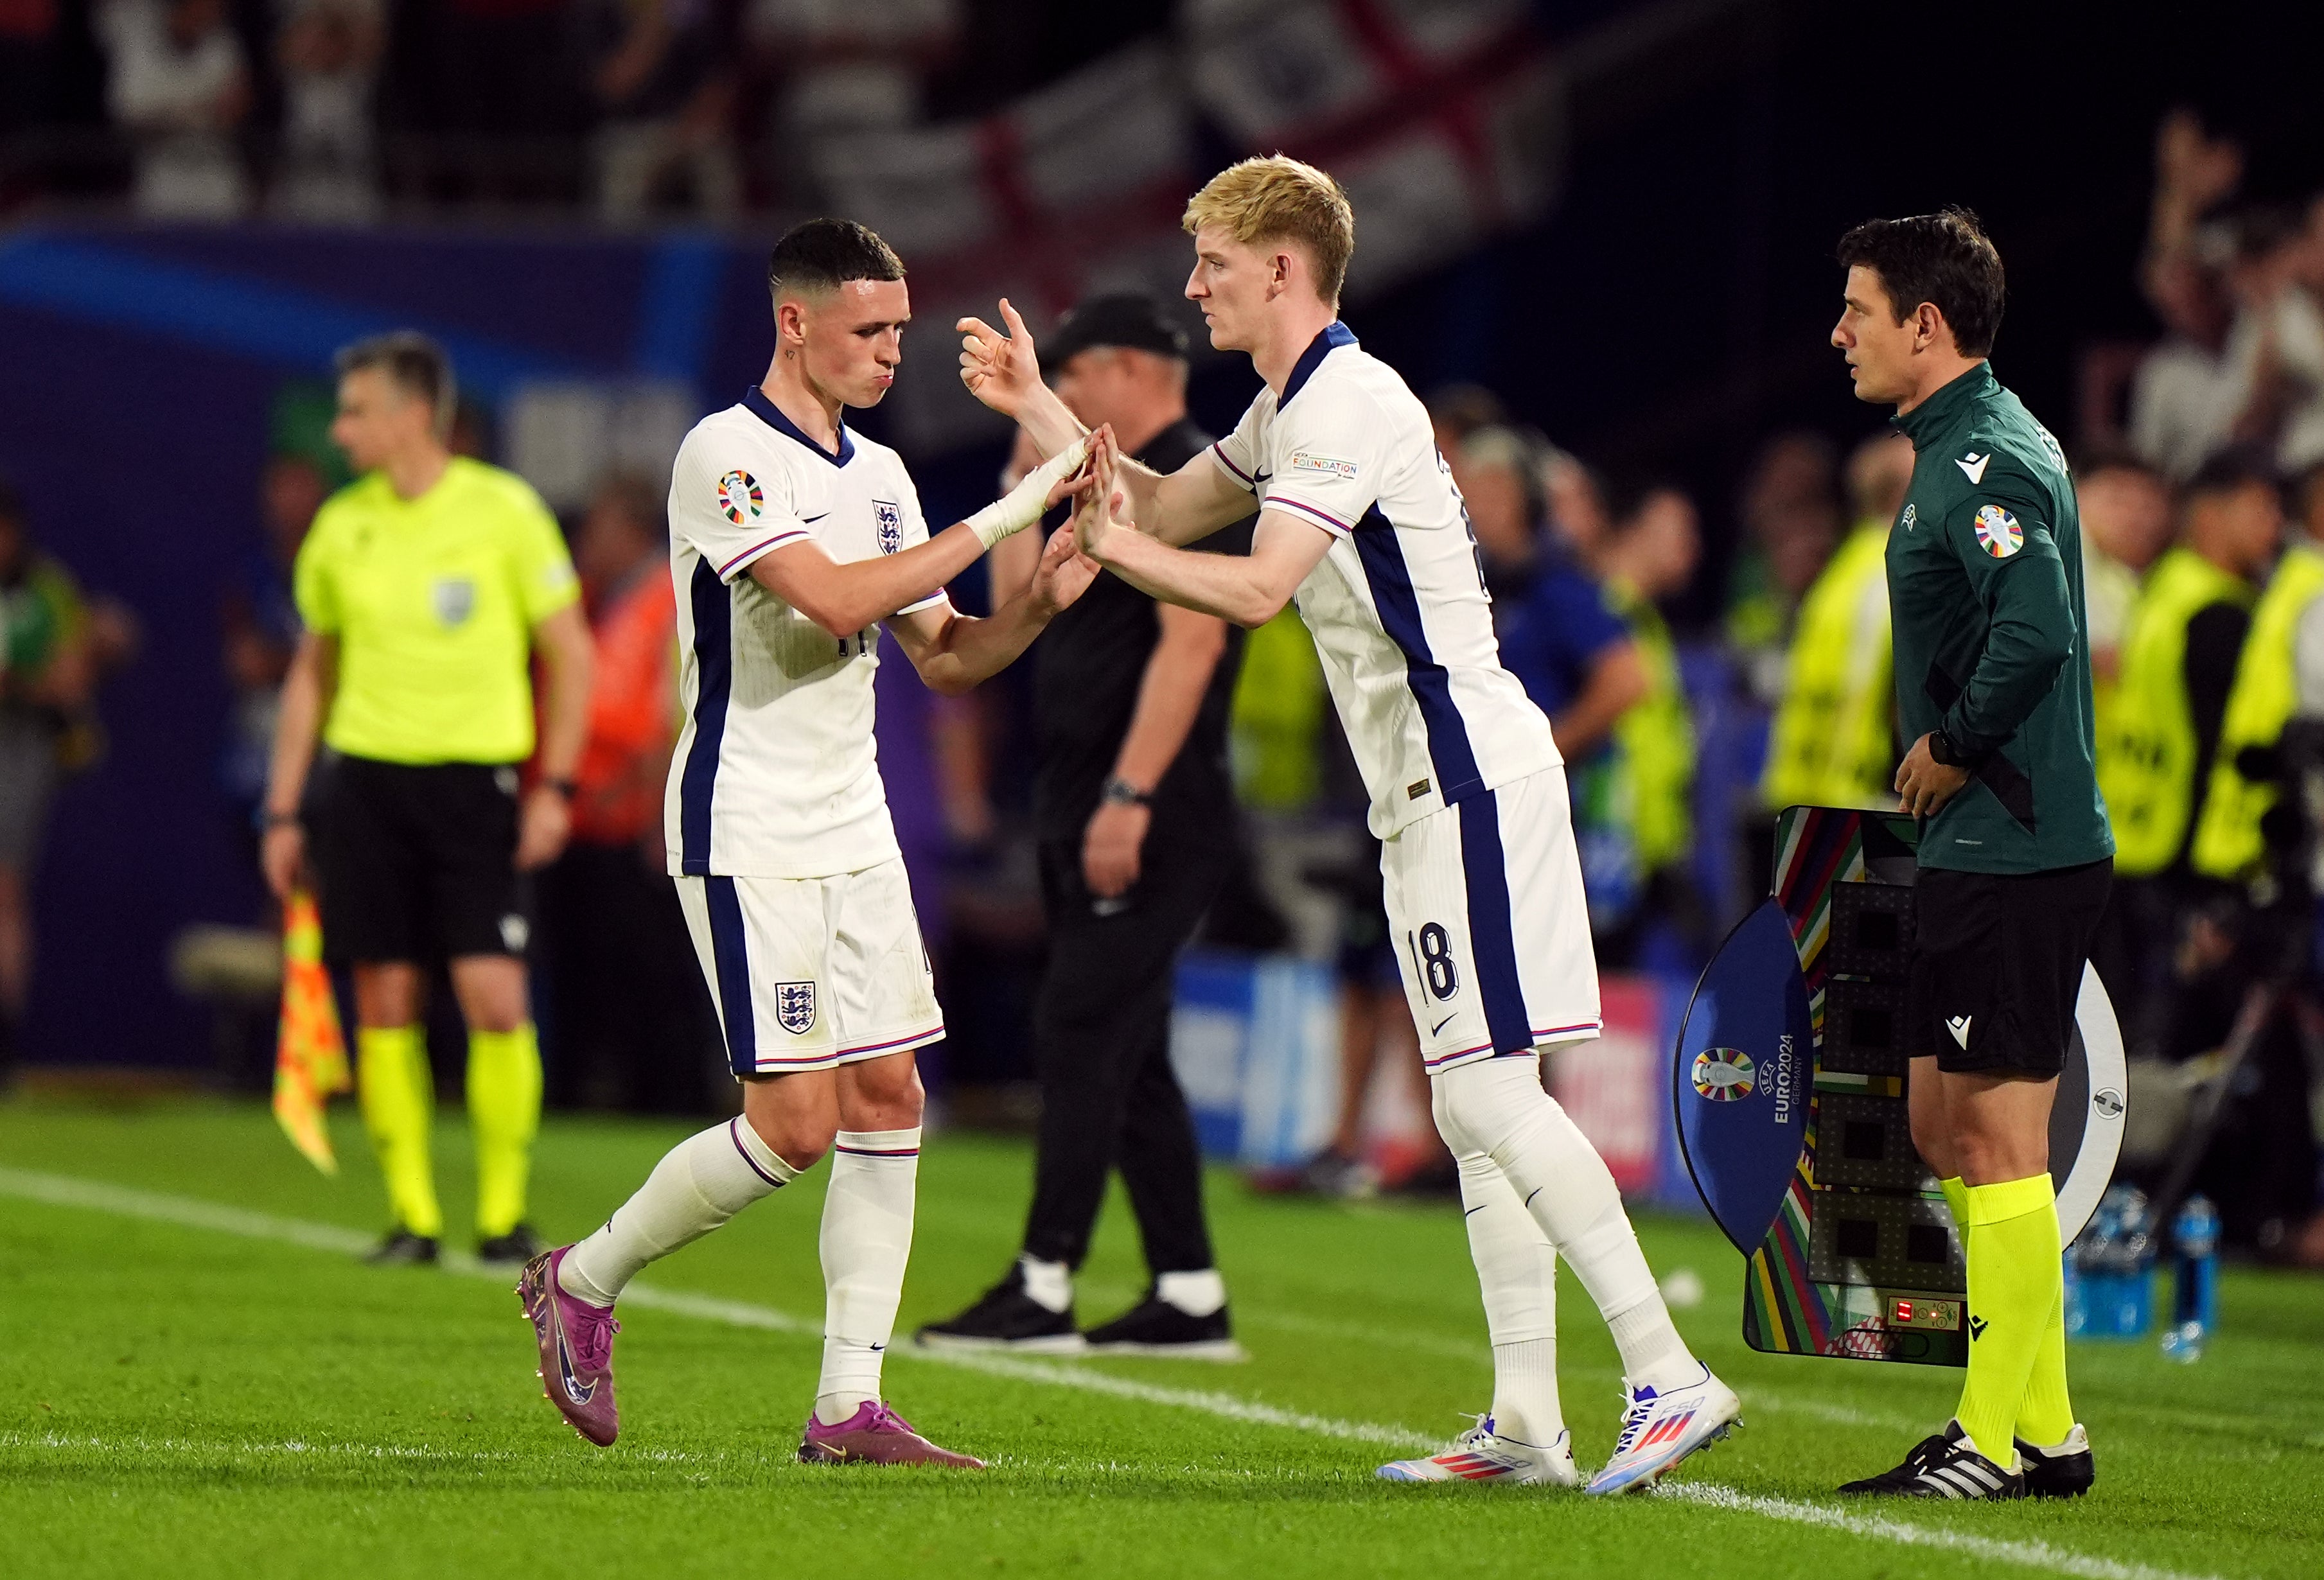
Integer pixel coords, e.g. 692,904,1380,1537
0,1168,2226,1580
1659,1485,2220,1580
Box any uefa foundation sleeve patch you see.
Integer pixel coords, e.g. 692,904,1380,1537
1971,504,2023,558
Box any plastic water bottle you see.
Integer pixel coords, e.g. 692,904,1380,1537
2072,1184,2154,1340
2160,1195,2219,1363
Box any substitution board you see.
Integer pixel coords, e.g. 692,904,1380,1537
1670,805,2127,1367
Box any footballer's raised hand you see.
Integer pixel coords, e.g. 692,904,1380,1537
1028,523,1101,617
958,297,1043,417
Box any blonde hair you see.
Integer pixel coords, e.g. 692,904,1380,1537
1183,155,1355,306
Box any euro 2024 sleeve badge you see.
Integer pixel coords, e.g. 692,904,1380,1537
1972,504,2023,558
717,470,763,525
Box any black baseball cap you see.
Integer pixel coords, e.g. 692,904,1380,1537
1043,294,1190,370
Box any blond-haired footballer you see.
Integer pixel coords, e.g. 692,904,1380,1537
959,157,1739,1493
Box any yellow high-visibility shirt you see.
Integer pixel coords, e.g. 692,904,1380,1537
295,457,579,765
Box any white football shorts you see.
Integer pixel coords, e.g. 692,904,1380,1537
674,858,944,1077
1380,767,1602,1073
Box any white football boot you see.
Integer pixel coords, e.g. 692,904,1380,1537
1377,1415,1580,1486
1583,1365,1743,1495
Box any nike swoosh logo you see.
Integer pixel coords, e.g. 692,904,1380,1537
869,1343,886,1352
1946,1015,1972,1049
556,1329,596,1405
800,513,829,524
1430,1015,1456,1036
1955,453,1989,484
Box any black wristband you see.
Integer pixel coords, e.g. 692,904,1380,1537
544,777,580,800
1101,775,1152,808
1927,730,1971,768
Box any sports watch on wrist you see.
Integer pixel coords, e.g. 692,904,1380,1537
1101,775,1152,808
1926,730,1969,768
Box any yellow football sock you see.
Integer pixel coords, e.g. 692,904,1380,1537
2016,1281,2075,1448
1955,1173,2059,1469
358,1025,441,1239
468,1023,542,1238
1940,1175,1969,1229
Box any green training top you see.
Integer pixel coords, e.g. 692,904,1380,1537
1886,362,2113,874
295,457,579,766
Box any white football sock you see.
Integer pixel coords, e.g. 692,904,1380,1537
1019,1254,1073,1314
814,1128,920,1425
1431,1057,1700,1392
1454,1148,1563,1444
1156,1268,1226,1318
561,1117,796,1307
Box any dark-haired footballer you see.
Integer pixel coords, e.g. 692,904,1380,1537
1831,209,2110,1501
517,218,1097,1466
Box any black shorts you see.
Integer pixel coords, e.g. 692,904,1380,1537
315,755,527,965
1906,857,2112,1075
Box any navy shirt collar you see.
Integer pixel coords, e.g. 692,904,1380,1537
743,385,854,466
1280,320,1357,408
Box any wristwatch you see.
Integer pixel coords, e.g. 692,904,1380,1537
1926,730,1971,768
1101,775,1152,808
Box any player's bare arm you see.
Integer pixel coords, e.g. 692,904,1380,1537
746,452,1091,639
260,630,337,900
884,525,1102,695
960,304,1253,547
518,602,594,871
1074,441,1330,628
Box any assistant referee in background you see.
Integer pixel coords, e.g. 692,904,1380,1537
262,332,593,1266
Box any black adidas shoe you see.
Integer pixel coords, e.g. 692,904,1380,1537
365,1229,441,1266
915,1265,1084,1354
1839,1426,2023,1499
2016,1424,2095,1499
1082,1294,1246,1361
475,1225,543,1267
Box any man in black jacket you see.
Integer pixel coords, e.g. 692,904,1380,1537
919,295,1249,1355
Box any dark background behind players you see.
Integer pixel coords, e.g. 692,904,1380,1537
3,1,2324,1261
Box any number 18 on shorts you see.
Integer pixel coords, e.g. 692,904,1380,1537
1380,769,1602,1072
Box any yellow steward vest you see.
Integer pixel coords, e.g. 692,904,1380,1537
1762,521,1894,811
1606,577,1695,872
2099,547,2254,875
2190,542,2324,879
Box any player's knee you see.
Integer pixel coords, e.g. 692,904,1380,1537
839,1055,926,1132
744,1110,833,1173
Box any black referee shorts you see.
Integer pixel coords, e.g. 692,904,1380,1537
1905,857,2112,1076
315,755,528,966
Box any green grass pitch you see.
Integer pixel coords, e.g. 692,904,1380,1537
3,1094,2318,1579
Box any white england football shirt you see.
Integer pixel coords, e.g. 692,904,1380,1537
664,387,944,879
1210,323,1561,838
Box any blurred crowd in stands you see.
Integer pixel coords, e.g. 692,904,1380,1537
0,0,1120,219
5,107,2324,1261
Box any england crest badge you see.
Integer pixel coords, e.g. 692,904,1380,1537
874,500,903,555
775,981,817,1035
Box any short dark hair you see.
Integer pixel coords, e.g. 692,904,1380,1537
2185,443,2280,503
1836,207,2007,358
768,218,905,301
335,330,455,436
2073,439,2163,482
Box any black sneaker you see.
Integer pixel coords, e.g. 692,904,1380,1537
915,1265,1084,1354
365,1229,441,1266
2016,1424,2095,1499
476,1225,544,1267
1082,1294,1246,1361
1839,1426,2023,1499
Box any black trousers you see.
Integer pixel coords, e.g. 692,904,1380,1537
1021,829,1226,1274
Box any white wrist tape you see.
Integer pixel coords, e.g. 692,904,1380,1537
964,435,1090,549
